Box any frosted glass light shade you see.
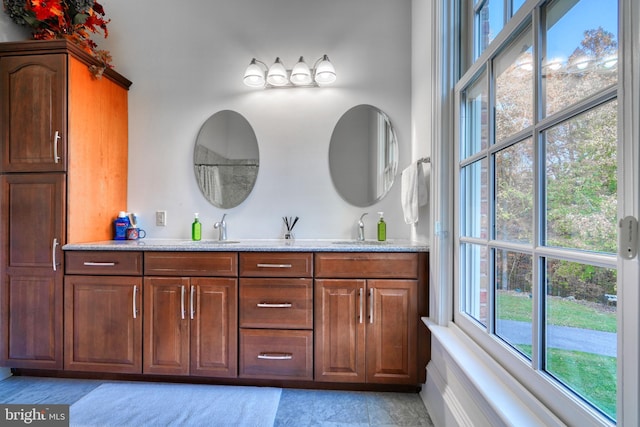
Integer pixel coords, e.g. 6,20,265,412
314,55,336,85
266,57,288,86
244,55,336,89
602,55,617,69
243,59,266,87
290,56,312,86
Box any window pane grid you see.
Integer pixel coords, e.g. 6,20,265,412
494,249,534,359
458,0,618,420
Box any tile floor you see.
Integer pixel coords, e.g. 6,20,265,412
0,376,434,427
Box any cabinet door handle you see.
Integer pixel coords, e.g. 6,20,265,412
53,131,61,163
257,303,292,308
180,285,186,320
369,288,374,324
256,263,292,268
132,285,138,319
52,238,59,271
359,288,364,324
83,261,117,267
257,353,293,360
190,285,196,319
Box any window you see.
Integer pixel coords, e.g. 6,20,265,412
473,0,527,59
456,0,619,422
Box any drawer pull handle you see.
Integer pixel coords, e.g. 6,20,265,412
83,262,117,267
258,353,293,360
53,130,61,163
181,286,186,320
190,285,196,319
369,288,374,324
257,302,293,308
52,238,59,271
256,263,293,268
359,288,364,324
132,285,138,319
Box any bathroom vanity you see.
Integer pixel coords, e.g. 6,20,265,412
58,240,429,389
0,40,428,391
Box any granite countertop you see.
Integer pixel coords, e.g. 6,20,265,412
62,239,429,253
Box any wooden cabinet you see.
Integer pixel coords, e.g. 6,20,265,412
315,253,419,384
57,247,427,387
239,253,314,380
0,173,65,369
63,251,143,373
143,253,238,378
1,52,66,173
64,276,142,373
0,40,131,369
0,40,131,242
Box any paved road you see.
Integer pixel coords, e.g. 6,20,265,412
496,319,616,357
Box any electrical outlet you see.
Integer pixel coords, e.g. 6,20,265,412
156,210,167,226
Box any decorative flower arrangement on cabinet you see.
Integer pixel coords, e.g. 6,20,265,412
2,0,112,76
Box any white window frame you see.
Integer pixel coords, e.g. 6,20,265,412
437,0,640,425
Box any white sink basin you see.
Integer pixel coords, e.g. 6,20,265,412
331,240,389,245
181,240,241,244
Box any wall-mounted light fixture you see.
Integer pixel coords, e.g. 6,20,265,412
243,55,336,88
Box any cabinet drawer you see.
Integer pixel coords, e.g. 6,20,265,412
315,252,418,279
239,329,313,380
144,252,237,276
240,278,313,329
65,251,143,275
239,252,312,277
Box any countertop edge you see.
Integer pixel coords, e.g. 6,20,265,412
62,239,429,253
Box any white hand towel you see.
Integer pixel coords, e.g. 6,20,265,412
401,164,419,224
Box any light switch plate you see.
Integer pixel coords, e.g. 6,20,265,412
156,210,167,227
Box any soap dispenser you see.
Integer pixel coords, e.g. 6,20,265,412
377,212,386,242
192,213,202,241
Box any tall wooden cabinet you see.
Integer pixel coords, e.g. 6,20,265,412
0,40,131,369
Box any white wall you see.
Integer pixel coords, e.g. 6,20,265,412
410,0,433,242
1,0,422,241
42,0,420,241
0,13,29,41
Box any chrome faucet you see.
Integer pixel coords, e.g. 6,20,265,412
357,213,368,241
214,213,227,241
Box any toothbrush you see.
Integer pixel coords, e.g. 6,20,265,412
130,213,138,228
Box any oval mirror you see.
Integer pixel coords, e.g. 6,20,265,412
329,105,398,207
194,110,259,208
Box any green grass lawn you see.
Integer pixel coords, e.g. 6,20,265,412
496,291,616,332
498,292,617,420
516,345,617,420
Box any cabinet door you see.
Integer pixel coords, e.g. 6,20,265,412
64,276,142,373
366,279,417,384
314,279,366,383
0,173,65,369
0,54,67,172
190,277,237,378
143,277,190,375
